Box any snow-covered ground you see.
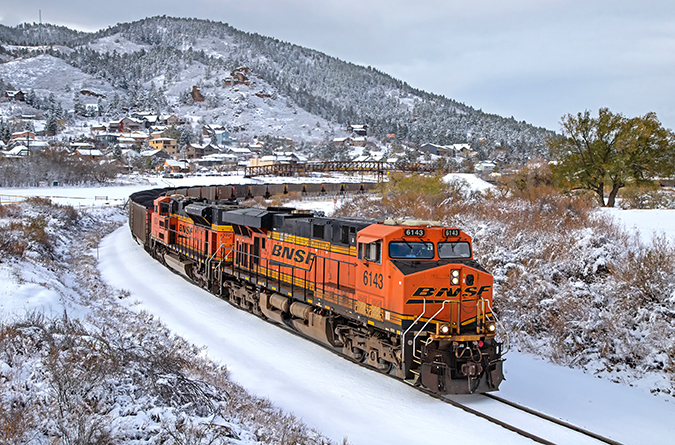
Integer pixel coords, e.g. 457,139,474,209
0,172,380,208
3,175,675,445
97,224,675,445
603,207,675,243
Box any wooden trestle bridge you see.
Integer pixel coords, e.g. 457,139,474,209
243,161,442,180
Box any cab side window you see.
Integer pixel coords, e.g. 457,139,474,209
358,241,381,264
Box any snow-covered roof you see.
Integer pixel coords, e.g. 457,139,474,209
5,145,29,155
76,149,103,157
140,149,164,157
165,159,189,167
121,148,140,157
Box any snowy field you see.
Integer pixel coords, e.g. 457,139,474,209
0,172,381,208
3,175,675,444
603,207,675,243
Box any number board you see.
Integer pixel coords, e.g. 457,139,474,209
404,228,425,237
444,229,460,237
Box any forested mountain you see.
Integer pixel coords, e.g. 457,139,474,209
0,16,554,161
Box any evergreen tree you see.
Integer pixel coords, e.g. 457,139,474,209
73,93,86,116
46,113,58,136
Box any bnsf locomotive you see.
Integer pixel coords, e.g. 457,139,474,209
129,185,504,395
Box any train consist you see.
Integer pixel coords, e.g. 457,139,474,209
128,183,504,395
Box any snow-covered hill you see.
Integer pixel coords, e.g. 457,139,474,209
0,17,554,159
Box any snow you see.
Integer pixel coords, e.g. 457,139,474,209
444,172,494,192
3,177,675,445
0,173,380,207
603,208,675,243
0,266,65,319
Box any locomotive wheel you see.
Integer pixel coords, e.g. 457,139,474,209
368,349,393,373
343,340,366,363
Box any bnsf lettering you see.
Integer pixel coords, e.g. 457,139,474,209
179,224,193,235
412,287,436,297
412,285,491,298
271,244,316,264
434,287,461,298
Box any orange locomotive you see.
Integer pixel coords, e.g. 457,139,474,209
130,189,504,395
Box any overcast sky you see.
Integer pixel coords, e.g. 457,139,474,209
1,0,675,131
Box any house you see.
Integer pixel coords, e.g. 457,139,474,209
11,131,35,140
420,143,457,157
94,133,119,147
347,124,368,136
148,137,178,156
3,145,30,158
161,114,182,126
70,142,96,151
121,148,140,159
76,149,104,161
5,90,25,102
117,117,145,133
9,138,48,150
194,153,239,168
351,137,366,147
178,143,218,160
333,137,352,146
352,151,386,162
475,160,498,174
249,152,301,167
457,145,477,158
140,149,170,166
225,146,253,161
131,112,159,127
202,125,232,146
160,159,190,173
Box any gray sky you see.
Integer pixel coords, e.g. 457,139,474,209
2,0,675,131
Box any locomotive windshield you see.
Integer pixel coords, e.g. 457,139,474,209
389,241,435,259
438,241,472,259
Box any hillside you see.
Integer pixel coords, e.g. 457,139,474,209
0,16,554,161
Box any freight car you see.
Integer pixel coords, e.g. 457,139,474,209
128,185,504,395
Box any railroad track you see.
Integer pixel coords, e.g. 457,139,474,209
436,391,624,445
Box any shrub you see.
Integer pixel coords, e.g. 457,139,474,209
619,185,675,209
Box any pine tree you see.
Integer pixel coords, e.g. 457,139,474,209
46,113,58,136
73,93,86,116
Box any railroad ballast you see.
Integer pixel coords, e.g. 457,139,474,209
128,185,504,394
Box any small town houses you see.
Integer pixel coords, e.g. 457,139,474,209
1,110,497,176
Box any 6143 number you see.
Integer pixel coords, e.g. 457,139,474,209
363,271,383,289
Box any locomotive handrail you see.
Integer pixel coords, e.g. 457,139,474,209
412,300,454,360
401,298,427,378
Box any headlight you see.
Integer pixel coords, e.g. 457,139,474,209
439,324,451,335
451,269,460,285
486,321,496,333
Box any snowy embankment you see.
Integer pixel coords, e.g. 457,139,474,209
0,201,331,444
3,176,675,445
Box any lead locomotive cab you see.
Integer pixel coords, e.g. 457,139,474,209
355,220,504,394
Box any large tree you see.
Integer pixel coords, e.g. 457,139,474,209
549,108,675,207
